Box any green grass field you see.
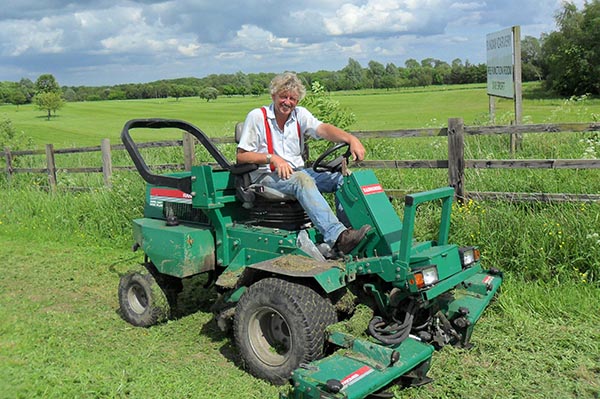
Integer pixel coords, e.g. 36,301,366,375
1,235,597,399
2,82,599,147
1,83,599,398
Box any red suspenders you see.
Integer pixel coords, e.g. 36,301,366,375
260,106,301,172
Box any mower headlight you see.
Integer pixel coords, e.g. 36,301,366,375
414,266,439,289
460,246,480,268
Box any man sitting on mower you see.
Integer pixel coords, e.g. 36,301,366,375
236,72,370,254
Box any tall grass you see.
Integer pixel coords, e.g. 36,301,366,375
0,175,144,249
450,200,599,282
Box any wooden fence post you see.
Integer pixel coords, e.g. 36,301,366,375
4,147,13,183
101,138,112,188
510,121,523,155
183,132,195,171
447,118,465,203
512,25,523,155
45,144,57,192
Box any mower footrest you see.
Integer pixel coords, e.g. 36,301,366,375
281,335,434,399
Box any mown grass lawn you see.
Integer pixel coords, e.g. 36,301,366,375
2,82,600,147
0,231,279,398
0,228,598,399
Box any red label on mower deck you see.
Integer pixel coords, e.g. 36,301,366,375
340,365,374,390
482,275,494,284
361,184,384,195
149,188,192,206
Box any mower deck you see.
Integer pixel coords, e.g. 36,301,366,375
281,333,434,399
281,267,502,398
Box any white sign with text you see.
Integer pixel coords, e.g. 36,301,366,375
486,28,514,99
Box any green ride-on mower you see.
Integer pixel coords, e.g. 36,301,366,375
117,119,502,399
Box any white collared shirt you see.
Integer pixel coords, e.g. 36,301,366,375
238,104,322,174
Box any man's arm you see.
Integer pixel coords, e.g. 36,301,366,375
236,148,269,165
236,110,275,168
315,123,365,162
236,148,294,180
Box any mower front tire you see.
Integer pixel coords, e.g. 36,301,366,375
233,278,337,385
118,271,170,327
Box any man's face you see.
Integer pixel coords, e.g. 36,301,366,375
272,90,299,118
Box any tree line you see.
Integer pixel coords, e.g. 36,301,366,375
1,59,489,105
0,1,598,108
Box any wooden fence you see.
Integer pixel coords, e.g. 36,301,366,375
2,118,600,202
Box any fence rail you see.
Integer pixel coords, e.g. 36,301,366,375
2,118,600,202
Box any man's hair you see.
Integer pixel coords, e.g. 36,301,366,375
269,72,306,100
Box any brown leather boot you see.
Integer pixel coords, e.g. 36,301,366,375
335,225,371,254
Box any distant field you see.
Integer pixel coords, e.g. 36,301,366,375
2,82,599,147
1,96,264,147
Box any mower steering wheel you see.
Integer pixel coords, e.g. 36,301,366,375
312,142,352,173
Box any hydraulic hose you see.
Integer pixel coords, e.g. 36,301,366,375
368,300,417,345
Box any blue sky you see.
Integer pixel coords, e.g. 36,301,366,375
0,0,585,87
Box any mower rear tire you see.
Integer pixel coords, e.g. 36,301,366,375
233,278,337,385
118,271,170,327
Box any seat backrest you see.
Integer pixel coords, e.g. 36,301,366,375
235,122,244,144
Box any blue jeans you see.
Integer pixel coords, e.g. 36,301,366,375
255,169,347,246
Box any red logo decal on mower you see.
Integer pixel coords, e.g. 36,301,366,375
341,365,374,389
150,188,192,205
361,184,384,195
483,276,494,284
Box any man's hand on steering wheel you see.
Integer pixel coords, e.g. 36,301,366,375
348,136,365,162
312,142,352,173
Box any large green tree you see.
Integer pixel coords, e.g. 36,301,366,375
367,60,386,88
8,89,27,109
521,36,543,81
34,91,64,120
381,63,399,89
19,78,35,102
233,71,251,96
340,58,364,90
541,0,600,95
33,74,64,119
199,87,218,102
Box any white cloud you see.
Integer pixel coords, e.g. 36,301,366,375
80,5,202,58
215,51,246,60
178,43,201,57
0,0,578,85
323,0,457,37
0,16,66,56
450,2,485,11
232,25,298,51
324,1,414,36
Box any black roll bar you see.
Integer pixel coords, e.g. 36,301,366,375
121,119,232,194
